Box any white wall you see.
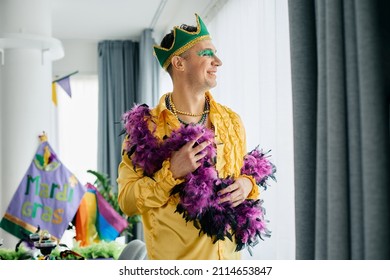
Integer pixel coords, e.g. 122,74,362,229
53,39,98,77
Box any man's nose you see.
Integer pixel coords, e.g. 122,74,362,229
212,55,222,66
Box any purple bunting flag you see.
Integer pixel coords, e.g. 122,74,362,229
57,76,72,98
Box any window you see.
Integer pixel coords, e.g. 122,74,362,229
56,75,99,186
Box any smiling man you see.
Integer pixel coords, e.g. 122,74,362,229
117,14,260,260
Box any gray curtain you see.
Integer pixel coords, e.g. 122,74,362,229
289,0,390,259
97,40,139,189
137,28,160,107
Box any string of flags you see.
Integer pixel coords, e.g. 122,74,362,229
51,71,79,106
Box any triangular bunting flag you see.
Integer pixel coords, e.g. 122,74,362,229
52,82,58,106
57,76,72,98
51,71,78,104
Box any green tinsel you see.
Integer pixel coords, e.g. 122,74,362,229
0,245,33,260
51,241,126,260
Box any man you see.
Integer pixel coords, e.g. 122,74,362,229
117,14,263,260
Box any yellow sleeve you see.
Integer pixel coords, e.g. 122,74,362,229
240,174,259,199
117,142,184,216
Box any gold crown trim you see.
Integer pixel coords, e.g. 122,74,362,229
162,35,211,70
154,13,204,53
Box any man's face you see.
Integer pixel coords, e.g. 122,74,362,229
180,40,223,91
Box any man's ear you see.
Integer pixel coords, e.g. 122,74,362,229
171,56,185,72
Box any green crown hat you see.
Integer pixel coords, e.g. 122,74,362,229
154,13,211,70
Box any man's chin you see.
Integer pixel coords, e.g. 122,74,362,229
209,82,217,89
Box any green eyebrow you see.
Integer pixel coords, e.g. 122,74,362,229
197,49,215,57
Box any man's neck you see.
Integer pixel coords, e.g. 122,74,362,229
171,86,208,114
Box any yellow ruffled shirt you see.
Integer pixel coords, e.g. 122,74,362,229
117,92,259,260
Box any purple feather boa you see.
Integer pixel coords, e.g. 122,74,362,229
122,104,276,252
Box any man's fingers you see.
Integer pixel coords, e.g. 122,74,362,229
187,132,205,148
219,192,244,207
218,182,237,196
194,151,206,161
193,140,211,154
217,181,247,206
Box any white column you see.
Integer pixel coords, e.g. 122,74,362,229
0,0,62,249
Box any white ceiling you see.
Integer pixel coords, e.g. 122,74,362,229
51,0,223,43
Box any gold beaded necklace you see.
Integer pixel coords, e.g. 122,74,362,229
169,93,210,117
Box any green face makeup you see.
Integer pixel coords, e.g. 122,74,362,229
197,49,215,57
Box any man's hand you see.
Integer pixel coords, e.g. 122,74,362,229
169,133,211,179
218,176,253,207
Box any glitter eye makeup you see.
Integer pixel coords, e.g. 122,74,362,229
197,49,215,57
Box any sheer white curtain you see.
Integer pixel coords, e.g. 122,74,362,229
208,0,295,259
56,75,99,186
